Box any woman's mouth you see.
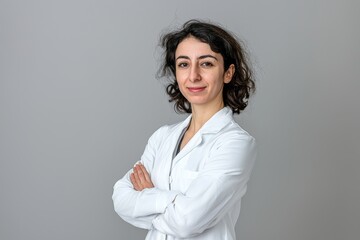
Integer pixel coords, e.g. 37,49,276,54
187,87,206,93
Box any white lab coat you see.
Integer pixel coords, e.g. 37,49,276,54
112,107,256,240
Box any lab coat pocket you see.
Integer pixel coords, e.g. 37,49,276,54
179,169,199,193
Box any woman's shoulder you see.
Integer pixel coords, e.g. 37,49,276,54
216,119,256,149
228,121,254,139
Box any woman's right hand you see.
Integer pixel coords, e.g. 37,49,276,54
130,163,154,191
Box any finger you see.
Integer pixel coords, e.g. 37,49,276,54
138,164,151,183
135,164,146,183
130,173,136,187
133,167,143,189
138,164,154,188
130,173,140,191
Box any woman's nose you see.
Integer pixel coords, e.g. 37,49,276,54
189,65,201,82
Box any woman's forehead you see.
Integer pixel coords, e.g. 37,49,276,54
175,37,222,60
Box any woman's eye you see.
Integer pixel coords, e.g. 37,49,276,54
177,62,188,68
201,62,213,67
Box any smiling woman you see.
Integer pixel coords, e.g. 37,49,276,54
174,37,234,114
160,20,255,115
112,19,257,240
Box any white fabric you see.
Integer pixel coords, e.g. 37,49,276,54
112,107,256,239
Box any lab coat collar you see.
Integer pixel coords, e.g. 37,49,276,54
172,107,233,164
177,106,233,136
196,106,233,135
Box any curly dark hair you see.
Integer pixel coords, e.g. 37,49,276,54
158,19,255,114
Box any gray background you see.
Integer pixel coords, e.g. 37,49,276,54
1,0,359,239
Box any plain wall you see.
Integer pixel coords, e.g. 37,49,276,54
1,0,359,239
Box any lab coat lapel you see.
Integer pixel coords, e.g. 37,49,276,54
171,107,233,165
172,133,203,165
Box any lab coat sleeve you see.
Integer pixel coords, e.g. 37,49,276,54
112,126,179,229
151,133,256,238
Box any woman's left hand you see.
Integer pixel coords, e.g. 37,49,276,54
130,163,154,191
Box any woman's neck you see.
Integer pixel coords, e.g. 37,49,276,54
188,102,224,134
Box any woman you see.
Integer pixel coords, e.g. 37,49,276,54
112,19,256,240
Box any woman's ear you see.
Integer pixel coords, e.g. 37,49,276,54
224,64,235,84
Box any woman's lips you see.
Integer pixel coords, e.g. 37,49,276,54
187,87,206,93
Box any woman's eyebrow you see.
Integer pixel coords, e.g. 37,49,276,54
198,55,218,61
175,55,218,61
176,55,190,61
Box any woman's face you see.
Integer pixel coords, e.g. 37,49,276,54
175,36,234,110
